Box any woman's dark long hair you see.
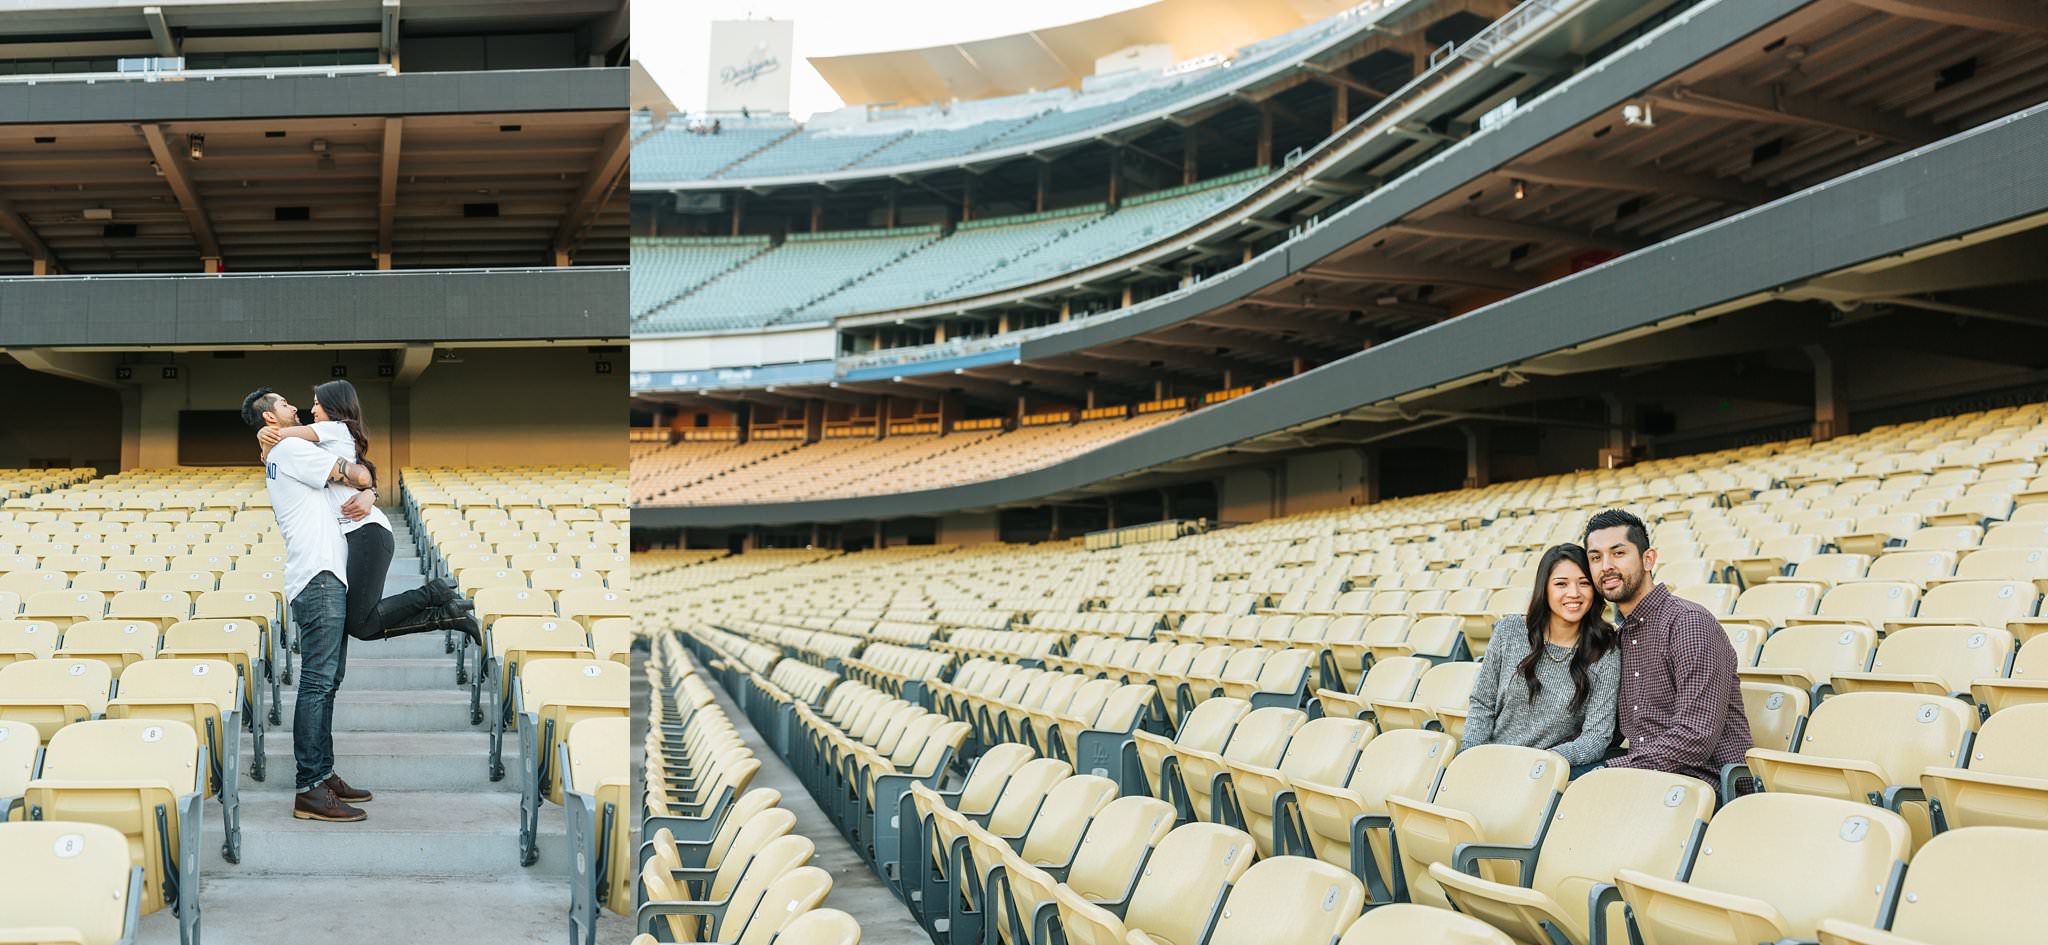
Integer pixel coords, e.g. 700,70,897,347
312,378,375,488
1520,543,1616,712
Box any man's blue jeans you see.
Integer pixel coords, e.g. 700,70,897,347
290,572,348,792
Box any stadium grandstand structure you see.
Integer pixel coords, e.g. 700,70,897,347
636,0,2048,535
634,398,2048,945
0,463,631,945
632,407,1186,506
632,3,1403,185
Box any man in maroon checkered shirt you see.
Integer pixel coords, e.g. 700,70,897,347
1582,509,1753,792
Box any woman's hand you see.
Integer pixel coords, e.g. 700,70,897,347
257,426,284,449
341,490,375,521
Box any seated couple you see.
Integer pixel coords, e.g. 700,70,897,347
1461,509,1753,791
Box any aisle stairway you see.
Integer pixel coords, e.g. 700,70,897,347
134,517,632,945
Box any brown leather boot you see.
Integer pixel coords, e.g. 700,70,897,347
294,784,367,822
324,773,373,803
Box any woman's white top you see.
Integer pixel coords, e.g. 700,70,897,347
309,420,392,535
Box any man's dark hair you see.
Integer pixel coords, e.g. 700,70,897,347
1583,508,1651,553
240,387,282,430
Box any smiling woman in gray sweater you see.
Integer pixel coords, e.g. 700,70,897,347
1460,543,1621,771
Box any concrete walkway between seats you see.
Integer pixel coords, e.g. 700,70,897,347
687,665,929,944
137,516,631,945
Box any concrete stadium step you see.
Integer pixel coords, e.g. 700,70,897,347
297,627,464,660
134,873,630,945
279,657,460,690
239,732,513,792
203,791,569,877
275,687,474,732
140,511,620,945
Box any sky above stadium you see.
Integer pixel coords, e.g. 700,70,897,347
637,0,1155,119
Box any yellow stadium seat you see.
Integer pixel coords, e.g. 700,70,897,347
0,658,112,744
1434,767,1716,945
0,821,143,945
1051,823,1255,945
106,658,244,862
512,659,628,865
1387,744,1568,908
1815,826,2047,945
23,718,205,944
1745,691,1974,849
1971,634,2048,713
53,620,161,678
19,591,104,631
564,716,630,943
1918,703,2048,833
0,619,59,668
1616,793,1910,945
1289,728,1456,903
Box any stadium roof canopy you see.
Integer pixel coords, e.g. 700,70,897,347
809,0,1357,108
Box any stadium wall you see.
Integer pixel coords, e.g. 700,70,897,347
108,348,620,471
0,361,121,469
0,269,630,348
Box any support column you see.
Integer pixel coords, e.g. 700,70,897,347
1257,103,1274,168
729,192,746,237
1107,149,1124,209
885,182,899,228
1462,424,1490,490
939,391,962,434
1035,162,1050,213
810,196,824,234
387,385,412,489
1602,393,1636,466
1291,356,1310,376
1362,448,1382,505
119,386,142,471
1182,133,1198,185
736,402,752,444
873,521,885,550
875,395,890,440
962,174,977,223
1049,505,1062,542
810,523,821,549
1806,344,1846,442
803,399,824,444
1333,83,1350,134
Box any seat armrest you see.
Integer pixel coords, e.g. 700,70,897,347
1452,841,1538,886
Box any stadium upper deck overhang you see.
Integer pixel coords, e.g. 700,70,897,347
0,87,630,274
642,0,2048,410
808,0,1357,109
635,97,2048,526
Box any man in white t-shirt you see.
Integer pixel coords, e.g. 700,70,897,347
243,387,375,824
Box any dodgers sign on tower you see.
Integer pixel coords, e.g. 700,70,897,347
706,19,795,114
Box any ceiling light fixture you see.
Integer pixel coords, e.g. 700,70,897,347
187,133,204,160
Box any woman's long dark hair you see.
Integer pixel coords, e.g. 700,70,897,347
1520,543,1615,712
312,378,375,488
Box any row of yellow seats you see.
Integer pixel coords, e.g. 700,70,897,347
637,636,860,944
